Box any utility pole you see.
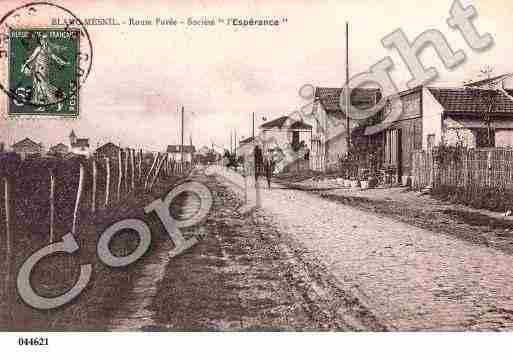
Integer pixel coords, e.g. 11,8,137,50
252,112,255,140
234,129,237,159
346,21,351,151
181,105,184,167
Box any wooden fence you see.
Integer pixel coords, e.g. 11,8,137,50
411,148,513,190
0,149,193,326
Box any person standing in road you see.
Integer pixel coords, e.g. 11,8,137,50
264,156,274,190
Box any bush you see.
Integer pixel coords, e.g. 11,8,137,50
432,184,513,212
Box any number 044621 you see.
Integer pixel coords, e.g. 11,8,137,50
18,337,48,346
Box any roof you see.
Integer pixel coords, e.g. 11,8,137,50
505,89,513,98
315,87,381,113
239,136,254,145
290,121,312,130
464,73,513,88
72,138,89,147
260,116,312,130
96,142,120,152
260,116,289,129
12,137,42,150
167,145,196,153
428,87,513,113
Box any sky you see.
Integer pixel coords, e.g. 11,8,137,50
1,0,513,151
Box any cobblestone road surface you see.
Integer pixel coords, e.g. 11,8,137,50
243,180,513,331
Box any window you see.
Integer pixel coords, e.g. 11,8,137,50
475,128,495,148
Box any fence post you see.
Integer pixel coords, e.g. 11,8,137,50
4,176,12,325
117,149,122,201
105,157,110,207
72,162,85,235
149,153,165,190
49,170,55,243
130,149,135,191
138,149,143,183
124,149,129,193
91,158,97,214
144,152,158,191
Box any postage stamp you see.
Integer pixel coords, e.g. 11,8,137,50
0,2,93,119
8,28,79,116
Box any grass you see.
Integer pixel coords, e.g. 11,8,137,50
0,156,187,330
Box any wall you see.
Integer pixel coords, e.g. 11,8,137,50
496,129,513,147
422,87,444,149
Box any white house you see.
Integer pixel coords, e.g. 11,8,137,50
166,145,195,163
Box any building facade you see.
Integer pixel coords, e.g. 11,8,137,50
364,85,513,181
48,143,69,157
311,87,381,171
69,130,91,157
166,145,196,163
11,138,43,159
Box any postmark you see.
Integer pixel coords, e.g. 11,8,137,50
0,2,93,117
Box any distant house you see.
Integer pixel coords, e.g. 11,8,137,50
48,143,69,157
12,138,43,159
260,116,312,152
69,130,90,157
95,142,121,159
166,145,196,163
197,145,211,156
364,83,513,182
239,136,254,146
258,116,312,172
237,136,255,158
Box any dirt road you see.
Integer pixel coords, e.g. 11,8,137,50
110,171,382,331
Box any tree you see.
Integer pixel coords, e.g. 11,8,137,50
464,67,502,147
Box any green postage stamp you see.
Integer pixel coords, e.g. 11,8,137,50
8,28,79,116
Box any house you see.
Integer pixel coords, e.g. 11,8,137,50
197,145,211,156
258,116,312,173
69,130,90,157
311,87,382,171
364,84,513,183
11,138,43,159
48,143,69,157
260,116,312,152
237,137,255,159
239,136,254,146
95,142,121,159
195,145,220,164
166,145,196,163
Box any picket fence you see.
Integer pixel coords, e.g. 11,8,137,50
411,148,513,190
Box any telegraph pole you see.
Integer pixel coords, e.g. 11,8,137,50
181,105,184,167
252,112,255,140
346,21,350,150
